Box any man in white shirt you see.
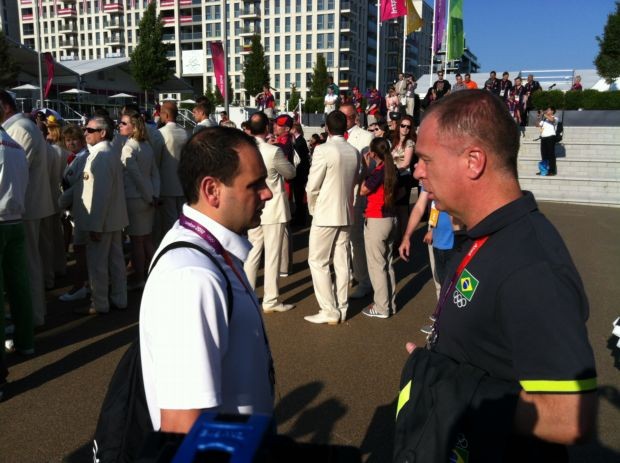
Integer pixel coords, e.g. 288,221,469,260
140,126,274,433
244,112,296,313
305,111,360,324
537,106,559,176
0,90,54,326
192,102,216,134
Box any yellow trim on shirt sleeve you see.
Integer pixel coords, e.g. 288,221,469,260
396,380,412,419
520,378,597,393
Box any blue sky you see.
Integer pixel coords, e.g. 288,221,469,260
430,0,617,72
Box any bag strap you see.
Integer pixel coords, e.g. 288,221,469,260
148,241,233,320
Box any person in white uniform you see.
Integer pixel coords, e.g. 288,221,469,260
0,90,55,326
305,111,360,325
118,110,160,290
158,101,189,239
140,126,274,433
244,112,296,313
73,115,128,315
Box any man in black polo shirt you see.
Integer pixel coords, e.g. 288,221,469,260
408,90,597,460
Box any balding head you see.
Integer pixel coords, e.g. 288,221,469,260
160,101,178,123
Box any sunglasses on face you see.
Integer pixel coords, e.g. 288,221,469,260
400,124,412,129
119,121,129,126
83,127,103,134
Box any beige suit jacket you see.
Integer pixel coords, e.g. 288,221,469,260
76,140,128,233
255,137,296,225
158,122,189,197
2,113,55,220
306,136,359,227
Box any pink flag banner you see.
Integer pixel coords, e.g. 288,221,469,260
380,0,407,21
44,52,55,99
433,0,447,53
210,41,227,101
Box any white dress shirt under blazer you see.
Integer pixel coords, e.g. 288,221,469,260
76,140,128,233
2,113,55,220
255,137,296,225
306,135,359,227
158,122,189,197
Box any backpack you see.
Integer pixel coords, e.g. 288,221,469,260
555,120,564,143
92,241,233,463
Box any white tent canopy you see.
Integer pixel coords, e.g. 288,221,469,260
12,84,40,91
60,88,91,95
109,93,135,98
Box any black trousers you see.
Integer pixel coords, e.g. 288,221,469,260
540,136,557,174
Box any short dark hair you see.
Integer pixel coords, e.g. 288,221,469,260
424,90,519,177
248,111,269,135
326,111,346,135
179,127,258,204
0,90,17,111
193,102,211,116
62,123,85,143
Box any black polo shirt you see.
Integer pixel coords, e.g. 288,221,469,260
435,191,597,393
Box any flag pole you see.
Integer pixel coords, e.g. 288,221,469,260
35,1,44,108
445,0,450,74
375,1,380,90
402,13,407,74
222,0,229,113
429,0,436,90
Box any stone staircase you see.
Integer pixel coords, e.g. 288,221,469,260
517,126,620,207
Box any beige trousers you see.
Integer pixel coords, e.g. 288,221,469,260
87,230,127,312
308,225,350,317
364,217,397,314
244,223,286,309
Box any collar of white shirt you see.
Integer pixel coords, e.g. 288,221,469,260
181,203,252,263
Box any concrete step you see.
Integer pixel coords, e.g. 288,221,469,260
519,143,620,161
517,158,620,180
521,126,620,144
519,176,620,206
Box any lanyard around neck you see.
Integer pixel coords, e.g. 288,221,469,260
427,235,489,347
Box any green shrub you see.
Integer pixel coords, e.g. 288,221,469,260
531,90,620,110
303,96,324,113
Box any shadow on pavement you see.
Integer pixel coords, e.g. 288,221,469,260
4,324,136,400
359,398,396,462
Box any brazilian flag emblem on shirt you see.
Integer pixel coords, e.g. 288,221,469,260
457,269,479,301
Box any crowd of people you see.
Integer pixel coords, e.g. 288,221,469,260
0,80,597,461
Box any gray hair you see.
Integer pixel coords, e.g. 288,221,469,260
90,115,115,141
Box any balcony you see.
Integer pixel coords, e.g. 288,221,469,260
240,43,253,55
20,0,32,4
105,51,125,58
179,15,194,24
178,0,193,7
104,19,124,30
22,14,34,22
239,6,260,19
105,34,123,46
57,7,77,18
60,55,78,61
239,25,260,37
340,59,350,69
161,16,176,26
103,2,123,14
160,0,175,7
59,39,79,49
341,0,351,13
59,23,78,34
340,20,351,32
63,0,76,3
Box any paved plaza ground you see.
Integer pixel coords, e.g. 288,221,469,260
0,201,619,462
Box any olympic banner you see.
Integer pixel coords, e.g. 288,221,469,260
380,0,407,21
433,0,447,53
43,52,55,99
210,41,227,101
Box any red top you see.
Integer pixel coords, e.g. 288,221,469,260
365,164,394,218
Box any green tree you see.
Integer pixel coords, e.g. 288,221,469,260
242,34,270,101
289,84,301,111
129,2,172,106
213,75,233,106
0,30,20,88
203,81,216,108
310,54,329,97
595,2,620,83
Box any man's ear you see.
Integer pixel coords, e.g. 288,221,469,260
465,146,486,180
200,176,221,207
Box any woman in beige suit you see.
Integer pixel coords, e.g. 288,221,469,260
119,111,160,290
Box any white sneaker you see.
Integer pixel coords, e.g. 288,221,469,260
304,312,340,325
59,286,89,302
263,303,295,314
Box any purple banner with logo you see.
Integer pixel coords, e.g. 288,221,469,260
433,0,447,53
210,41,227,101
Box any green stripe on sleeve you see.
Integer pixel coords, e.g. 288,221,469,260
520,378,597,393
396,380,412,419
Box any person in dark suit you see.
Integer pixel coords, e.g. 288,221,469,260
290,123,310,226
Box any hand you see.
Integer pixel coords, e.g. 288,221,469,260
89,231,102,242
405,342,417,354
423,230,433,245
399,238,411,262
